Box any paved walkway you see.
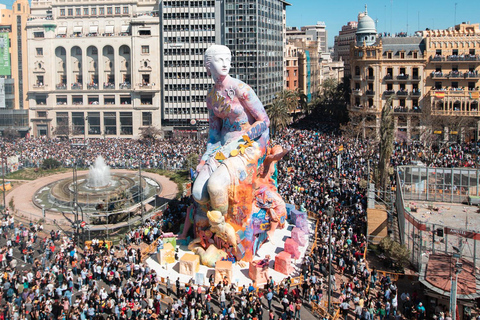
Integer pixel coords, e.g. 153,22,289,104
6,169,178,228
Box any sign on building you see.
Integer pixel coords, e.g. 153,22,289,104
0,33,10,76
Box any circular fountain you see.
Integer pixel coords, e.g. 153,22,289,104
33,156,161,219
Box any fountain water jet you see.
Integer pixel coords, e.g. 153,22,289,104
87,156,111,188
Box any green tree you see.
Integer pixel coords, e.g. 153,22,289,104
296,89,308,115
378,97,395,191
266,98,290,137
2,128,20,141
139,126,163,140
315,78,348,121
42,158,61,170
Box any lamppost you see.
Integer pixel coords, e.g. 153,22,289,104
326,205,334,314
139,159,144,222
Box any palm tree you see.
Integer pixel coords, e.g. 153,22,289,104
295,89,307,112
266,98,290,137
277,89,298,113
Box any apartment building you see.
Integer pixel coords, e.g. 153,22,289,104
0,0,30,136
27,0,160,138
422,23,480,141
349,8,426,141
333,21,357,77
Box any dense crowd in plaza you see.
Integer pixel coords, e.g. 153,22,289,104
0,122,479,320
1,138,204,171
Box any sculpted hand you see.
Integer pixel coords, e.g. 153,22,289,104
196,160,206,172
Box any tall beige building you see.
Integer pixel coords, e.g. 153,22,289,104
27,0,160,138
0,0,30,136
422,23,480,141
349,8,426,141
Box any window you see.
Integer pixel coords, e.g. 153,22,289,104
83,8,88,15
36,48,43,56
400,52,405,59
33,31,44,38
99,7,104,15
68,8,73,16
141,45,149,54
107,7,112,15
139,30,151,36
142,112,152,126
115,7,121,14
75,8,81,15
123,7,129,14
91,8,96,15
60,9,65,16
17,4,20,11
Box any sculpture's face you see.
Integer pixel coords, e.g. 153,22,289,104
209,52,231,78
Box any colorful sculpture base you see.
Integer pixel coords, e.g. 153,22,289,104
285,238,301,259
275,251,293,275
179,253,200,276
214,260,233,284
157,242,175,265
291,227,307,247
248,259,269,285
290,209,306,225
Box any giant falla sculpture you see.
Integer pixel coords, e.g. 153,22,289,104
181,45,289,267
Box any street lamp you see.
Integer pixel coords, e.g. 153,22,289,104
326,205,334,314
1,150,5,211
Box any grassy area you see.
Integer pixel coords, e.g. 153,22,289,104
6,167,70,180
145,169,190,198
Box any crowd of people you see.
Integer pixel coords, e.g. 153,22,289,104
1,138,204,172
1,121,480,320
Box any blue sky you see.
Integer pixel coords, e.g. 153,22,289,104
286,0,480,48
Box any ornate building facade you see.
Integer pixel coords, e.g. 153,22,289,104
27,0,161,138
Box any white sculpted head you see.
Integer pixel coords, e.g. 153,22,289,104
204,45,232,78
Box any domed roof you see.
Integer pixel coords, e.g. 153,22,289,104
357,14,376,34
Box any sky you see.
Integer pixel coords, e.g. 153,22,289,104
286,0,480,48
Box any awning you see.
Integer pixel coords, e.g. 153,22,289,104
121,25,130,32
105,25,114,34
73,26,82,33
89,25,98,34
57,26,66,35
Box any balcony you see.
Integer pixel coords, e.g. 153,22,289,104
429,89,479,100
429,55,480,62
412,75,421,81
448,71,463,78
103,83,115,89
384,90,395,96
352,89,362,96
431,72,445,79
33,84,46,89
397,74,409,80
120,83,131,89
411,90,421,96
56,84,67,90
365,90,375,96
465,72,480,79
367,76,375,81
397,90,409,96
87,83,99,90
384,75,393,81
447,55,480,62
71,83,83,90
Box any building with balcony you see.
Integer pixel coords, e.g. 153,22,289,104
334,21,357,77
285,39,321,100
421,23,480,141
349,7,426,141
26,0,160,138
0,0,30,136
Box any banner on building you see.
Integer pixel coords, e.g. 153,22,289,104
0,78,4,109
0,33,10,76
444,227,476,239
435,91,445,99
305,50,311,102
469,91,479,99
